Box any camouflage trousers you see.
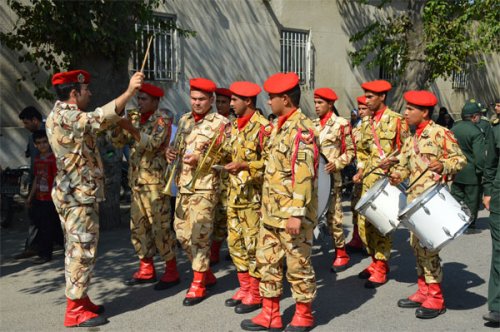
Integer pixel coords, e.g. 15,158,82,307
212,200,228,242
227,206,261,278
358,173,392,261
130,187,175,261
410,232,442,283
257,223,316,303
350,183,362,225
326,187,345,248
174,192,216,272
56,203,99,300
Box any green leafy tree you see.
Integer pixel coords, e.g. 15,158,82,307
1,0,194,228
348,0,499,96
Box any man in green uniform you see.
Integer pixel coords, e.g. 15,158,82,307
482,112,500,324
451,101,486,231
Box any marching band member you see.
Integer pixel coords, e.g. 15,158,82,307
383,90,466,319
46,70,144,327
353,80,410,288
346,95,371,252
223,81,271,314
312,88,355,272
109,83,180,291
210,87,236,265
241,73,318,332
166,78,230,306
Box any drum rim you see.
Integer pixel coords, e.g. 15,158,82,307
398,183,445,219
354,177,390,212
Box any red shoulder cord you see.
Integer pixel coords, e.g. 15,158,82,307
258,124,272,152
395,117,402,152
340,124,346,155
291,128,319,186
216,124,226,145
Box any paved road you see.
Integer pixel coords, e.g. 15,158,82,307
0,202,497,331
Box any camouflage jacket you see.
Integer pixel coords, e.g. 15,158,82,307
313,115,355,187
262,109,318,229
109,109,171,189
393,121,466,200
225,111,271,209
357,107,410,173
46,100,122,208
176,111,230,194
217,113,237,206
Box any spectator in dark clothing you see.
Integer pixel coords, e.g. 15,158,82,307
436,107,454,129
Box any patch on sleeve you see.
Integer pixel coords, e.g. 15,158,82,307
297,151,306,161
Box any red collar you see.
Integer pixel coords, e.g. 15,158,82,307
192,111,207,123
237,111,255,131
277,108,297,130
373,106,387,123
320,111,333,128
416,120,430,138
140,111,154,124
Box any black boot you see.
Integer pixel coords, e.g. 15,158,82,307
415,306,446,319
397,298,421,308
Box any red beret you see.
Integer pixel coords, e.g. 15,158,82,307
139,83,164,98
357,95,367,105
190,78,217,94
361,80,392,93
229,81,261,98
403,90,438,107
263,72,299,94
215,88,232,98
52,70,90,86
314,88,338,102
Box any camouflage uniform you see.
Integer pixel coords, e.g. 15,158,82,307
109,109,176,262
174,111,229,272
356,108,410,261
257,109,318,303
392,121,466,283
225,112,271,277
313,115,355,248
46,100,122,300
350,124,362,222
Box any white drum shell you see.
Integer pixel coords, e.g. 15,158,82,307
317,154,333,220
355,178,407,235
398,184,471,251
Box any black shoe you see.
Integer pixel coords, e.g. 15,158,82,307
397,298,422,308
94,305,105,315
14,249,38,260
235,302,262,314
331,264,349,273
284,324,314,332
415,306,446,319
77,315,109,327
154,279,180,291
182,296,206,306
32,256,51,265
364,279,386,289
123,277,157,286
483,311,500,323
241,319,282,331
225,298,242,307
358,270,371,279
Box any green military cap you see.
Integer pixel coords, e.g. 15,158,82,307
461,99,482,116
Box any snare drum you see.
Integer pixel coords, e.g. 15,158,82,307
398,183,471,251
317,154,333,220
355,177,407,235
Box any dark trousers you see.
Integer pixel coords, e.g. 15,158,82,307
31,199,64,259
488,211,500,312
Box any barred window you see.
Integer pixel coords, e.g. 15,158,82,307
132,15,176,81
452,64,468,90
280,29,310,85
379,54,401,84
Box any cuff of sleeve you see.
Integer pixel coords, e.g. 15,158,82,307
483,186,491,196
286,206,306,217
138,132,148,148
101,100,122,123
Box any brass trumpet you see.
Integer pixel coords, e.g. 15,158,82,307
162,126,186,196
184,124,227,192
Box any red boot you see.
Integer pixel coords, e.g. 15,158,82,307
416,283,446,319
124,258,156,286
225,272,250,307
358,256,376,279
154,258,180,290
398,276,428,308
346,224,364,252
331,247,350,273
183,271,207,306
286,302,314,332
241,297,282,331
205,268,217,288
64,298,108,327
82,296,105,314
365,259,388,288
235,275,262,314
210,240,223,265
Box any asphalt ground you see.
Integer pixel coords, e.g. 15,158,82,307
0,199,498,331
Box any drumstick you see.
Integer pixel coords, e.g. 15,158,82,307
341,150,399,188
405,167,429,193
140,36,154,73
